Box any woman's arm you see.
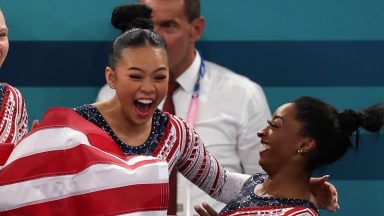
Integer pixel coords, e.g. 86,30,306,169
174,117,249,202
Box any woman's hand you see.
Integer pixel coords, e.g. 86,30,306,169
194,202,219,216
309,175,340,212
32,119,40,130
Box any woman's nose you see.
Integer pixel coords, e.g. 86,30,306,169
257,127,267,138
257,130,264,138
140,79,155,92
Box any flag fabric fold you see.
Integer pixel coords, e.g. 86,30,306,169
0,107,169,216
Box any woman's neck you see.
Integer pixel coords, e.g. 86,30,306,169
257,169,312,201
94,100,152,147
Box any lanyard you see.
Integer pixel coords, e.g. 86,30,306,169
185,58,205,126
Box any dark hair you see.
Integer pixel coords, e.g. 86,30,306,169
293,96,384,169
184,0,201,22
108,4,166,69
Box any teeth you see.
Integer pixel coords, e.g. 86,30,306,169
260,144,270,151
137,99,153,104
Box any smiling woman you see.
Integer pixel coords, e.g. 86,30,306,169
195,96,384,216
73,2,232,211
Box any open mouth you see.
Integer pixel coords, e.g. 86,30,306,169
134,99,154,116
260,142,271,152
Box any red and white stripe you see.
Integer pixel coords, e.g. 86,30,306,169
0,83,28,144
221,206,319,216
0,107,169,216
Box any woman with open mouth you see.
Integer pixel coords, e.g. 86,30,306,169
195,96,383,215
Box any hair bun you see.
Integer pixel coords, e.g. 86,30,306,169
359,104,384,132
338,104,384,135
111,4,153,32
337,109,361,135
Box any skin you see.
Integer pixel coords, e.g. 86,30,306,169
256,103,315,201
95,45,169,146
258,103,311,176
138,0,205,80
0,11,9,68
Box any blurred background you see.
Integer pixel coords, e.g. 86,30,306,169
1,0,383,214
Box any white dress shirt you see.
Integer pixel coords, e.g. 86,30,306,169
95,52,271,215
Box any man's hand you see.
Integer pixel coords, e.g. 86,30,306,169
194,202,219,216
310,175,340,212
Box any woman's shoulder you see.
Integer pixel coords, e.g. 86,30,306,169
73,104,98,120
0,83,23,95
74,104,93,112
166,112,195,132
249,173,267,182
243,173,267,188
0,83,25,108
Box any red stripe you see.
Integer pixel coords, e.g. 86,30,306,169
177,121,195,174
1,183,169,216
209,159,221,194
0,88,10,141
165,117,181,164
285,206,318,215
0,144,13,166
0,144,164,185
6,85,17,143
153,114,180,169
221,206,318,216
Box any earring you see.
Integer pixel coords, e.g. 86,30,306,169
298,149,304,154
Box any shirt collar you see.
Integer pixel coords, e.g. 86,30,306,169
176,51,201,93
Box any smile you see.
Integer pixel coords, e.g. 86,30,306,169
134,99,154,116
260,141,271,152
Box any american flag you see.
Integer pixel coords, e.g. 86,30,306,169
0,107,169,216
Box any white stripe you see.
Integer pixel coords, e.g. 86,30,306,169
5,127,161,169
127,155,163,165
118,210,167,216
0,161,169,211
4,127,91,166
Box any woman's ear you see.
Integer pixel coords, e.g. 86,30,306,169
105,67,116,89
299,138,317,154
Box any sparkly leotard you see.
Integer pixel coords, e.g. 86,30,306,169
220,173,319,215
0,83,28,144
75,104,167,156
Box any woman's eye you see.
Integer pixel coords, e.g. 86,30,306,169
154,75,166,81
129,75,142,79
267,120,278,128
